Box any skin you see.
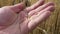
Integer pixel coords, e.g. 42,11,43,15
0,0,55,34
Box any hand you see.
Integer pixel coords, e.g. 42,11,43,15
0,0,55,34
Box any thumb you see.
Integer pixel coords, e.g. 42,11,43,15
10,2,25,13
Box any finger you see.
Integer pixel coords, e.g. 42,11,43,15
37,6,55,15
25,0,45,13
29,5,54,17
35,2,54,11
28,5,55,25
10,2,25,13
28,11,51,30
29,5,54,18
29,2,54,15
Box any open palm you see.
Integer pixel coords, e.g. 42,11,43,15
0,0,54,34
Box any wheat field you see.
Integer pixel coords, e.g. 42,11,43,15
0,0,60,34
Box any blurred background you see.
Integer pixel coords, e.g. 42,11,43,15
0,0,60,34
